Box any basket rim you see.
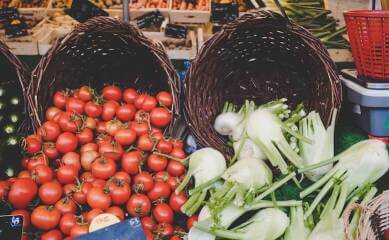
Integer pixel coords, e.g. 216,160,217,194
344,10,389,18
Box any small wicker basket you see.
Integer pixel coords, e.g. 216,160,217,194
184,10,342,155
344,191,389,240
29,16,180,132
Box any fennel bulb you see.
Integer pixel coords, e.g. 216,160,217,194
246,107,311,174
284,206,311,240
214,112,243,136
300,139,389,219
299,110,337,181
195,208,290,240
176,148,227,216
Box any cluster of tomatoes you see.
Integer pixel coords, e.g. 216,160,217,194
0,85,198,240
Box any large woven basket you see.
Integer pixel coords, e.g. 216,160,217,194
184,10,342,155
344,191,389,240
29,17,179,131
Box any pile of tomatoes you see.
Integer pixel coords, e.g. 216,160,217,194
0,85,198,240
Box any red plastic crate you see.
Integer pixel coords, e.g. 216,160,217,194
344,10,389,81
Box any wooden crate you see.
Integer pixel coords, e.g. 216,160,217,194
129,0,170,20
169,0,210,24
143,30,197,60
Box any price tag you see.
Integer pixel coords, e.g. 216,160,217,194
165,24,187,39
0,7,19,23
0,215,24,240
4,19,28,38
211,2,238,23
65,0,108,23
136,11,164,29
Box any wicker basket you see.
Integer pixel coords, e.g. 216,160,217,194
344,191,389,240
184,10,342,155
29,16,180,131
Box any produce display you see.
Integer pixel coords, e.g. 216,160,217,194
181,99,389,240
171,0,209,10
0,84,195,239
130,0,169,9
162,38,192,50
52,0,123,9
0,0,49,8
278,0,349,48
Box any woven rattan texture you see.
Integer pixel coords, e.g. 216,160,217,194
184,10,342,155
29,17,180,132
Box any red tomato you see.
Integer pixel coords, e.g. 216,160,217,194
114,128,137,146
25,135,42,155
150,107,172,128
102,101,119,121
11,209,30,230
18,170,32,179
186,215,198,229
99,141,123,161
66,97,85,114
62,152,81,171
156,139,173,154
152,203,174,223
91,158,117,180
86,187,111,210
27,154,48,172
154,171,169,182
46,107,62,121
147,154,168,172
56,132,78,153
72,182,92,204
384,229,389,240
156,91,173,107
78,86,93,102
154,222,174,237
105,206,125,221
133,172,154,192
105,120,122,136
40,121,61,141
134,109,149,122
39,180,63,205
147,182,171,201
130,121,149,136
144,230,154,240
141,216,155,231
56,165,78,184
96,134,112,145
59,213,76,235
53,91,67,109
103,85,122,101
113,171,131,184
96,121,107,134
108,180,131,205
86,208,104,222
8,178,37,208
41,229,62,240
84,101,102,118
170,148,186,159
121,150,144,175
92,179,107,188
70,224,89,238
167,177,179,191
0,181,10,200
55,197,77,215
43,144,59,160
171,139,184,149
134,94,147,109
80,172,96,183
167,161,185,177
80,143,98,153
116,104,136,122
170,236,181,240
169,192,187,213
81,150,99,171
58,112,82,133
32,165,53,184
142,95,157,112
137,134,155,151
126,193,151,217
31,205,61,230
63,184,75,195
77,128,94,144
85,117,97,130
123,88,138,104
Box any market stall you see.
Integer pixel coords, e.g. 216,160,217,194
0,0,388,240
